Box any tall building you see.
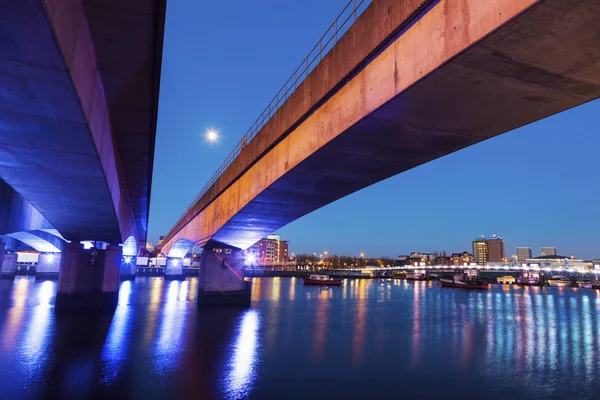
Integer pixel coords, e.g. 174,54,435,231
517,247,532,262
541,247,557,256
473,239,488,265
248,235,289,266
472,235,505,264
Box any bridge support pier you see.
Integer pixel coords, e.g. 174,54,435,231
198,246,250,307
56,242,121,309
36,253,61,280
165,257,185,280
0,242,17,279
120,255,137,280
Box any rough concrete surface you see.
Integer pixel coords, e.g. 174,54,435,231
163,0,600,254
0,0,164,243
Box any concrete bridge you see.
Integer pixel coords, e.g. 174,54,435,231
160,0,600,305
0,0,165,307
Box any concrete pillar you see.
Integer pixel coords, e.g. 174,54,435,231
198,247,251,307
0,242,5,278
36,253,62,279
165,257,184,280
1,243,17,279
120,255,137,280
55,242,122,309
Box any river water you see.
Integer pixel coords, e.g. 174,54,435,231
1,276,599,399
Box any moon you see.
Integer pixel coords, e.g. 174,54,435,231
205,129,219,143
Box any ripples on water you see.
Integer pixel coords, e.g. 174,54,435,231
1,277,600,399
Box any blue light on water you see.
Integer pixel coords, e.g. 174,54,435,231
178,280,189,301
582,295,593,378
100,281,134,384
38,280,54,305
118,280,133,305
152,280,188,374
21,281,54,370
224,310,261,398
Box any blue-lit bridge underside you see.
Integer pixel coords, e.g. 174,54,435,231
162,0,600,256
0,0,164,244
0,0,165,308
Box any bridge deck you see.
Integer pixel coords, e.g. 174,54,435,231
162,0,600,254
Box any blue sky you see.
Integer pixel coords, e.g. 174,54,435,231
148,0,599,259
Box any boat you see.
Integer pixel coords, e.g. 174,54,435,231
576,280,592,289
440,275,489,290
405,272,426,281
497,275,516,284
547,276,571,287
303,274,342,286
517,277,539,286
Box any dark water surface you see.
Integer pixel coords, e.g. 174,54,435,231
1,276,600,399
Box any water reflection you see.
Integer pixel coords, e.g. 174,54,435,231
100,281,134,383
21,281,54,362
410,281,422,367
143,277,164,345
153,280,189,374
0,277,600,399
1,278,31,355
351,279,367,365
311,289,331,362
223,310,261,398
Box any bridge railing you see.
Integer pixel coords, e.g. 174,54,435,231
171,0,371,231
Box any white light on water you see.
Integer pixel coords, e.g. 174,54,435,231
226,310,260,397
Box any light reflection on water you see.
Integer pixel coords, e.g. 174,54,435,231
100,280,133,384
222,310,260,399
21,281,54,362
153,280,189,374
0,277,600,398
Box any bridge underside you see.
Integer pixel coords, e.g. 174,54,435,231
0,0,164,243
163,0,600,254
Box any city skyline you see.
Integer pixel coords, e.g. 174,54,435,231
148,0,600,259
216,233,588,262
286,244,586,260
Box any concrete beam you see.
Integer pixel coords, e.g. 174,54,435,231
162,0,600,254
0,178,53,235
0,0,164,243
42,0,138,242
4,232,62,253
166,0,435,244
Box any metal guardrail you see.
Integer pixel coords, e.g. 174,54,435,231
171,0,371,231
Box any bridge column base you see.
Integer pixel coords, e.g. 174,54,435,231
1,246,17,279
198,285,251,307
36,253,61,280
120,256,137,280
198,245,250,307
165,257,185,280
55,242,121,310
